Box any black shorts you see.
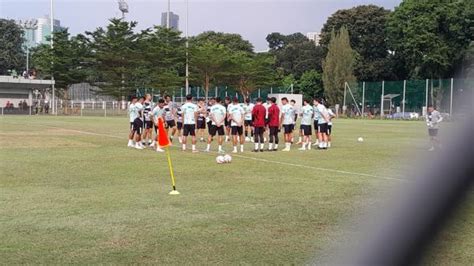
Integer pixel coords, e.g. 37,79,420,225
166,120,176,129
144,120,153,129
197,119,206,129
283,124,293,134
269,126,279,135
429,128,438,137
183,124,196,136
244,120,253,127
290,124,295,131
314,121,319,132
130,122,134,130
318,123,329,134
177,122,183,130
224,119,230,127
301,125,312,136
209,125,225,136
133,118,143,134
254,127,265,135
231,126,243,135
328,125,332,135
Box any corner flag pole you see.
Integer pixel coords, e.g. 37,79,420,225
157,117,180,195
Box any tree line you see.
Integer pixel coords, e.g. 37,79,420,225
1,0,472,105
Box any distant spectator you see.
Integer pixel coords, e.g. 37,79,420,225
22,101,28,110
44,100,49,114
23,70,28,79
18,100,23,109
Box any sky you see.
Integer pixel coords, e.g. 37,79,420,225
1,0,401,51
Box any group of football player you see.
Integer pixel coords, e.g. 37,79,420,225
127,94,335,153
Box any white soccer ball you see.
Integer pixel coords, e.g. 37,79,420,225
223,154,232,163
216,156,225,164
358,137,364,142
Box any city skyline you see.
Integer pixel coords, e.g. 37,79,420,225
1,0,401,51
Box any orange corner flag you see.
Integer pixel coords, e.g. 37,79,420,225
157,117,171,148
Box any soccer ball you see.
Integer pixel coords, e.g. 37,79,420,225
216,156,225,164
223,154,232,163
357,137,364,142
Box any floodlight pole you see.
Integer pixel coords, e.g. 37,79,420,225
50,0,55,115
185,0,189,94
167,0,170,29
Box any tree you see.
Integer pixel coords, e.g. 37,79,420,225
189,41,232,98
0,19,25,75
322,27,356,106
226,52,275,98
320,5,394,81
191,31,254,53
31,29,92,97
86,19,141,99
266,32,324,79
136,26,185,92
299,70,323,99
387,0,473,79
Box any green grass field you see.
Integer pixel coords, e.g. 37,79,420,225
0,116,472,264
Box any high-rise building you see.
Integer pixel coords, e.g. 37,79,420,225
161,12,179,30
306,32,321,46
35,15,62,45
17,15,62,48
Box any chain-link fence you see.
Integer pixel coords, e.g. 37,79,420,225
343,78,473,118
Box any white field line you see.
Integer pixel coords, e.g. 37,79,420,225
7,121,407,182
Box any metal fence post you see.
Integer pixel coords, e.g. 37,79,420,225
402,80,406,114
380,81,385,119
103,101,106,117
81,101,84,116
1,107,3,116
343,82,347,114
450,78,454,116
29,105,32,115
362,82,365,117
215,86,218,97
258,89,261,98
425,79,429,108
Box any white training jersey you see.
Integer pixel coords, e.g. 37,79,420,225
177,108,183,123
263,102,271,119
301,105,314,126
134,102,144,120
164,101,175,121
313,105,320,122
152,106,165,124
210,104,227,126
128,103,136,122
315,104,329,124
244,103,254,121
281,104,296,125
205,105,212,123
426,110,443,129
228,103,245,126
181,102,199,125
328,109,335,126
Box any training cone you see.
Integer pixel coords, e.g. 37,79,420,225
157,117,171,148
